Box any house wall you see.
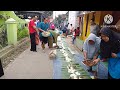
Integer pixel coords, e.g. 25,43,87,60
68,11,78,29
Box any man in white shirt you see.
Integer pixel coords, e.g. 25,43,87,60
70,24,74,35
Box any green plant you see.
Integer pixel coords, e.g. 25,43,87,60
17,27,29,41
0,44,2,50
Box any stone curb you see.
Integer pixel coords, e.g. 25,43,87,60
0,37,30,68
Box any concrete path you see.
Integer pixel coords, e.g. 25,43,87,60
0,45,53,79
0,35,108,79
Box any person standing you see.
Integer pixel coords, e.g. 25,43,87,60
28,15,38,52
72,27,80,44
70,24,74,35
72,29,76,44
90,18,100,37
37,17,49,52
62,25,68,37
35,20,40,26
67,23,71,35
65,23,69,37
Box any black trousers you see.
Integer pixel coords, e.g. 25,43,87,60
0,60,4,77
30,33,36,51
41,37,48,44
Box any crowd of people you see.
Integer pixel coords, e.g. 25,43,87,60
58,23,80,44
1,15,119,79
83,18,120,79
0,15,59,78
32,15,120,79
28,15,59,53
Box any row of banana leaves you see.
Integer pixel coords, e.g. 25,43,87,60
56,37,91,79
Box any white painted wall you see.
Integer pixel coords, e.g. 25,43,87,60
68,11,78,29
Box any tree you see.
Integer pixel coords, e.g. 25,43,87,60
54,12,68,26
42,11,53,18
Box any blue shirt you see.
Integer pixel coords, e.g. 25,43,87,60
37,22,49,31
108,52,120,79
98,52,120,79
37,22,49,37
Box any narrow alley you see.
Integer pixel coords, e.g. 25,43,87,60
0,34,107,79
2,11,119,79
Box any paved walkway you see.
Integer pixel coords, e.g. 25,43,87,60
0,44,53,79
0,35,108,79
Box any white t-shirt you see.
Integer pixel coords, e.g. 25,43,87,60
73,31,75,36
68,24,71,29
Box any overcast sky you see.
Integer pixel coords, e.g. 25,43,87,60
53,11,68,19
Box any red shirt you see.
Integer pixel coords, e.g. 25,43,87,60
74,29,80,37
29,20,36,33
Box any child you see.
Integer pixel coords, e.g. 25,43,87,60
72,27,80,44
72,29,76,44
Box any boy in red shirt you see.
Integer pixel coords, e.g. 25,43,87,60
72,27,80,44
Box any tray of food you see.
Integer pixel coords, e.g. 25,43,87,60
42,31,51,37
82,59,96,67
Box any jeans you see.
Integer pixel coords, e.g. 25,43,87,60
72,36,76,44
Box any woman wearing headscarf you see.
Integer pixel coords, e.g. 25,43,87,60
83,33,101,72
93,27,120,79
48,30,60,48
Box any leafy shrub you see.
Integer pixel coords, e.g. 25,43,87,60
17,23,24,30
17,27,29,41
